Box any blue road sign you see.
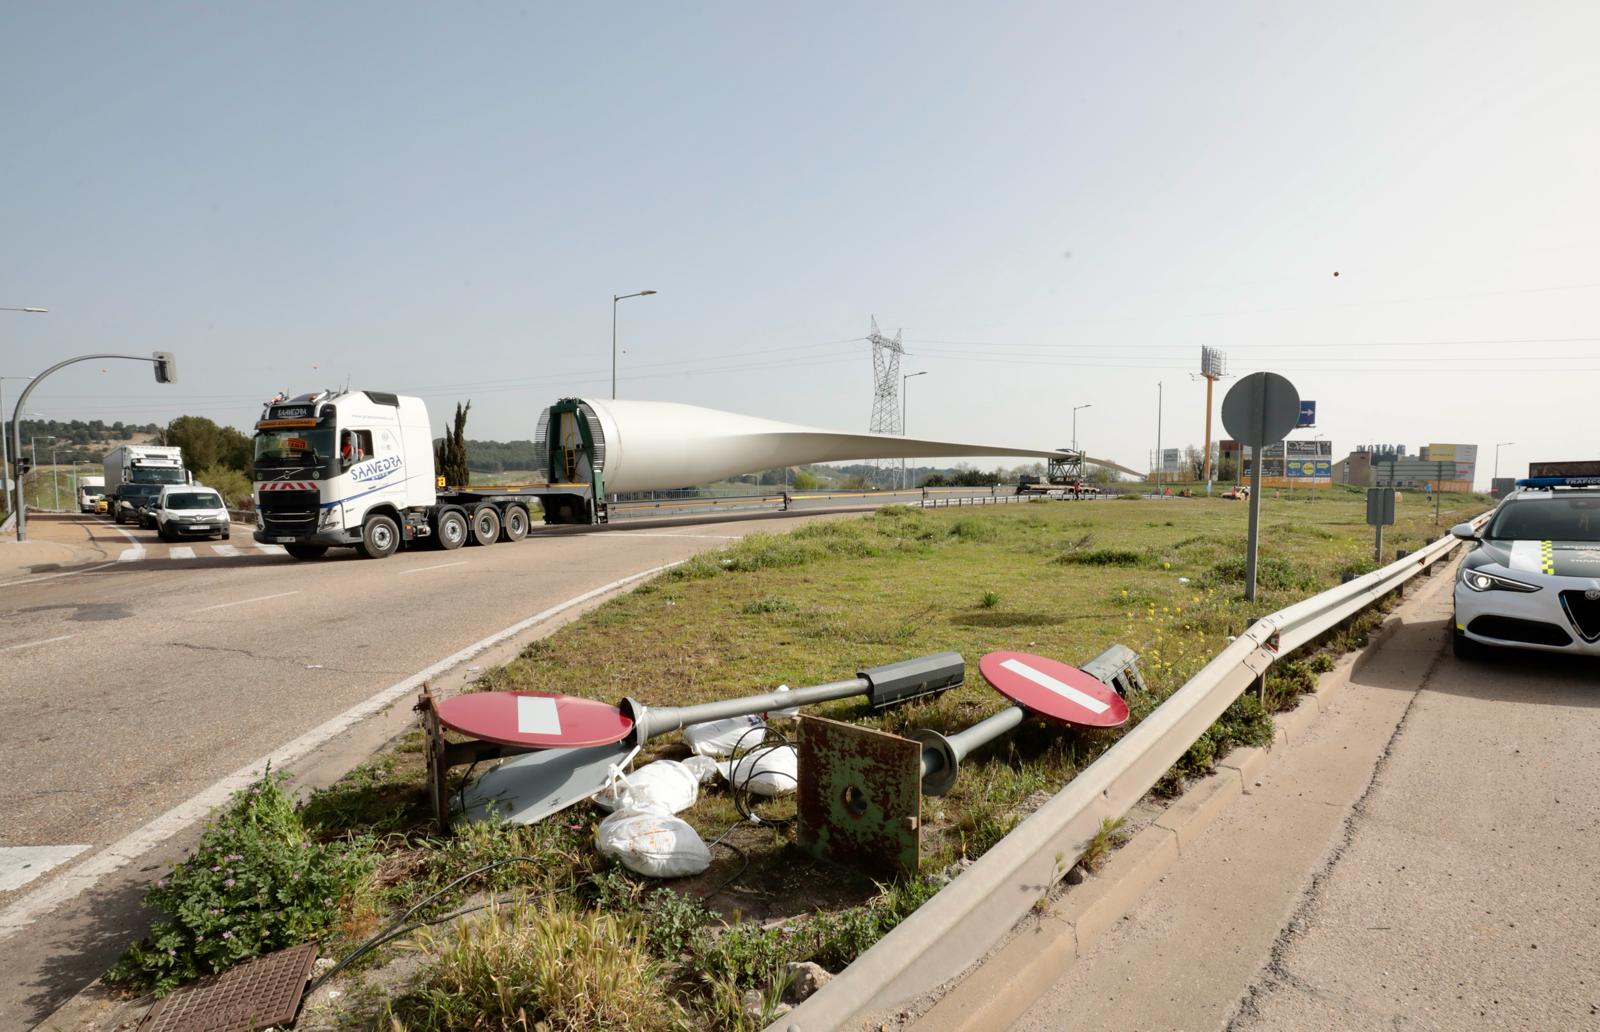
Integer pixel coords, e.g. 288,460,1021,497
1297,400,1316,426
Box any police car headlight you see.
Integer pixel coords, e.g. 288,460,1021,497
1461,568,1541,593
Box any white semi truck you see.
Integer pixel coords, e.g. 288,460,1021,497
103,444,189,520
254,389,1076,560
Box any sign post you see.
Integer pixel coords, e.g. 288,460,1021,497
1221,372,1301,601
1366,486,1396,562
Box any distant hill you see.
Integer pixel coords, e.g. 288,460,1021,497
2,418,163,464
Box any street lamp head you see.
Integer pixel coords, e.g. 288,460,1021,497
23,307,47,313
639,290,657,296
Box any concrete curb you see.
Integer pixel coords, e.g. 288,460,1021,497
911,570,1454,1032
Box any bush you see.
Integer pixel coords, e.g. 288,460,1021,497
107,774,376,995
195,465,252,510
1054,548,1153,568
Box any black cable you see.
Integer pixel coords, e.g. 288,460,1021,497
306,856,569,995
723,723,799,829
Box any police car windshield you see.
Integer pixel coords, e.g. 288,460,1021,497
1486,496,1600,542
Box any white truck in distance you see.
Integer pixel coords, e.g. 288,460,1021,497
77,475,106,513
103,444,189,516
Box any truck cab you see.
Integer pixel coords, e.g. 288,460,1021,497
253,390,437,560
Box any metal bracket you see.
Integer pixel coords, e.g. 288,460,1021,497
797,715,923,880
417,686,535,833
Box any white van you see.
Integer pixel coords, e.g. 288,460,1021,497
153,485,231,542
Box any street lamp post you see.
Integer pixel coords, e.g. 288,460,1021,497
11,350,177,542
50,442,60,512
612,290,658,399
1493,441,1515,491
1072,403,1092,453
901,371,927,490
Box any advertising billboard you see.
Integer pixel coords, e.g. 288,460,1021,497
1287,459,1333,479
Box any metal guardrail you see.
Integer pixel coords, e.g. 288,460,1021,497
774,511,1491,1031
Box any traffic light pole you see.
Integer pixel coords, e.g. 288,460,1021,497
10,352,175,542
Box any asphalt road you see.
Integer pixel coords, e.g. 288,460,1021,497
1009,563,1599,1031
0,507,857,1026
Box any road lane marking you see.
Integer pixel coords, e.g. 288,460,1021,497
117,547,142,562
212,544,240,557
168,546,196,560
517,696,562,735
0,846,91,893
2,634,76,652
254,543,285,555
399,561,467,575
196,591,301,613
999,658,1110,715
0,558,685,942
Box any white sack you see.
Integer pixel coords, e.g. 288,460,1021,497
679,754,721,785
682,714,765,758
722,744,799,797
592,760,699,814
595,806,712,878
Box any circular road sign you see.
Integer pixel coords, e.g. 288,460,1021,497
1221,371,1301,449
436,691,634,749
978,651,1129,728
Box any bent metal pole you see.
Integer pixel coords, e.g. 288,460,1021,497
11,352,174,541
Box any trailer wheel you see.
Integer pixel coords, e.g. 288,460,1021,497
284,544,329,560
356,513,401,559
500,504,529,541
434,509,468,550
468,505,500,546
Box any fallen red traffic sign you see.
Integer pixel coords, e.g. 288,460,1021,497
435,691,634,749
978,651,1129,728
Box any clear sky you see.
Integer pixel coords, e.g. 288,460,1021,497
4,2,1597,485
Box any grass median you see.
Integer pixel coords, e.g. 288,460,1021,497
111,487,1486,1030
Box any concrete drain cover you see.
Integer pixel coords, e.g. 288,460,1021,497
138,942,318,1032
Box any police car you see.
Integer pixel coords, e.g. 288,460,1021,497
1451,462,1600,659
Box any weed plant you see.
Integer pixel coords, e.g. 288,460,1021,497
107,774,376,995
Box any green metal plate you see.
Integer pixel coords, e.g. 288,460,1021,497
796,714,923,880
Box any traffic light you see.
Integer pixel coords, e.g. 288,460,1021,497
152,351,177,384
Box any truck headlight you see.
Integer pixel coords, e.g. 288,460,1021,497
1461,568,1541,593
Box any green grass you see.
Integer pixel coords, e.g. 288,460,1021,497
264,488,1488,1028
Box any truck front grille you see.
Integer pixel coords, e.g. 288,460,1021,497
258,490,320,533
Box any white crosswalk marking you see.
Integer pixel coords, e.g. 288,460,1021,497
168,546,196,560
118,547,144,562
212,544,240,557
254,543,284,555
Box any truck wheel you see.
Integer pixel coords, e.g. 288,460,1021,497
501,504,529,541
356,514,400,559
284,544,329,560
435,509,468,550
468,505,500,546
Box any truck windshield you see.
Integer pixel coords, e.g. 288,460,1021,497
254,429,335,471
129,467,186,484
166,492,224,510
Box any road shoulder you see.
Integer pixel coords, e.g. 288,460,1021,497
913,559,1461,1032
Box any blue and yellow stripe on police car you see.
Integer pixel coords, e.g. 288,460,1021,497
1540,539,1555,576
